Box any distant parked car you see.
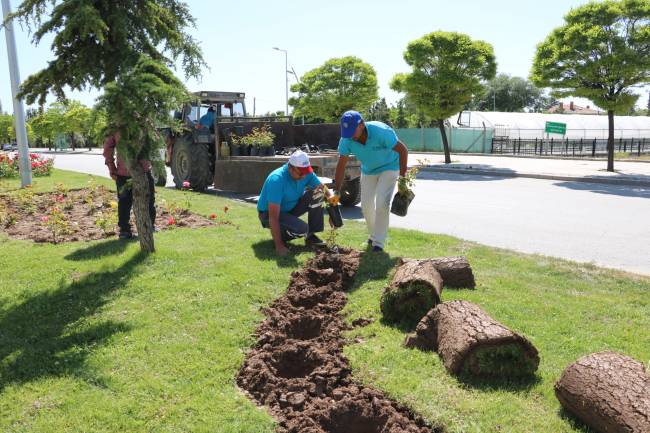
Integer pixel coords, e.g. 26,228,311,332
1,142,17,151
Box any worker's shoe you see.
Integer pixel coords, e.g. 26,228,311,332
305,234,325,248
118,231,133,240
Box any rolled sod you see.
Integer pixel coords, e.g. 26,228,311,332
555,351,650,433
401,256,475,289
405,300,539,377
380,259,443,324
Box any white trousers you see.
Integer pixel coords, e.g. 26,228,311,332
360,170,399,248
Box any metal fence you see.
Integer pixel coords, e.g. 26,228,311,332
492,136,650,157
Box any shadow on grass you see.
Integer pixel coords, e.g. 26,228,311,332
558,407,594,433
379,316,420,333
349,249,399,294
0,252,146,392
456,371,542,392
64,239,130,261
251,239,307,268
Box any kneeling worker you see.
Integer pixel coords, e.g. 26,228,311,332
258,150,327,256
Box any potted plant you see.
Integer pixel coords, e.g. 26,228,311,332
248,129,260,156
230,135,242,156
239,132,251,156
390,167,419,217
255,125,275,156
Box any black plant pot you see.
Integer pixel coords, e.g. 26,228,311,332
240,144,249,156
390,190,415,217
327,205,344,228
250,146,259,156
230,144,241,156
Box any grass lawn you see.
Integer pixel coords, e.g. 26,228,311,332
1,170,648,433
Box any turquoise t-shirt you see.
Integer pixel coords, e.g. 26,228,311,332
257,164,321,212
338,121,399,175
199,111,215,128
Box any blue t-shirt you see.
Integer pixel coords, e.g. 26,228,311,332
257,164,321,212
338,121,399,175
199,111,215,128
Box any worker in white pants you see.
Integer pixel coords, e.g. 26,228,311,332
334,111,408,252
360,170,400,249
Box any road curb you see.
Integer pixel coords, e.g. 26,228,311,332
420,166,650,188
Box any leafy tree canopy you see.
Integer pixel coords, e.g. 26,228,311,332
390,31,497,122
530,0,650,113
289,56,378,122
469,73,554,112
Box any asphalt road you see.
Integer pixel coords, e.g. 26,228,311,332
45,151,650,276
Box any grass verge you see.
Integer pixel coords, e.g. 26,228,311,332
1,169,648,433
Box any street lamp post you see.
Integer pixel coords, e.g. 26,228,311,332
2,0,32,187
272,47,288,116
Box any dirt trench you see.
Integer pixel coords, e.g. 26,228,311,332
237,248,441,433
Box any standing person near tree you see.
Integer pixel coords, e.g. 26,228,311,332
334,110,408,252
103,132,157,239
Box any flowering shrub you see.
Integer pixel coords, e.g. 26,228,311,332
181,180,192,210
0,152,53,178
15,187,36,215
94,210,118,236
0,202,17,228
42,207,72,243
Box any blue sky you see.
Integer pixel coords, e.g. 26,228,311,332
1,0,647,115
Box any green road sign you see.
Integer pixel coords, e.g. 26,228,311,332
545,121,567,135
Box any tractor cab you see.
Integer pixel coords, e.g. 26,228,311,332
178,91,247,128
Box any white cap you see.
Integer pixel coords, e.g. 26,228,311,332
288,150,313,174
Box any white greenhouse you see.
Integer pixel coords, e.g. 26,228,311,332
453,111,650,140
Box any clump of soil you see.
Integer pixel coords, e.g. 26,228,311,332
0,187,218,243
237,248,441,433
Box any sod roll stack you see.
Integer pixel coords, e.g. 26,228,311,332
555,351,650,433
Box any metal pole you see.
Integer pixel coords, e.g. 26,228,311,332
2,0,32,187
284,50,288,116
272,47,289,116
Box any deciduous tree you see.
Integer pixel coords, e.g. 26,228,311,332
289,56,378,122
531,0,650,171
391,31,496,163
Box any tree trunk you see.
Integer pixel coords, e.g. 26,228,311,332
380,260,443,324
400,257,475,289
127,160,155,253
406,300,539,377
438,119,451,164
555,352,650,433
70,133,76,151
607,110,615,172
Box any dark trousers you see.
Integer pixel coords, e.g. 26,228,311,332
116,173,156,234
259,189,324,242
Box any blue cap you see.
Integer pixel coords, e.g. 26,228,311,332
340,111,363,139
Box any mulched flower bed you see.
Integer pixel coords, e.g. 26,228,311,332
0,185,223,243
